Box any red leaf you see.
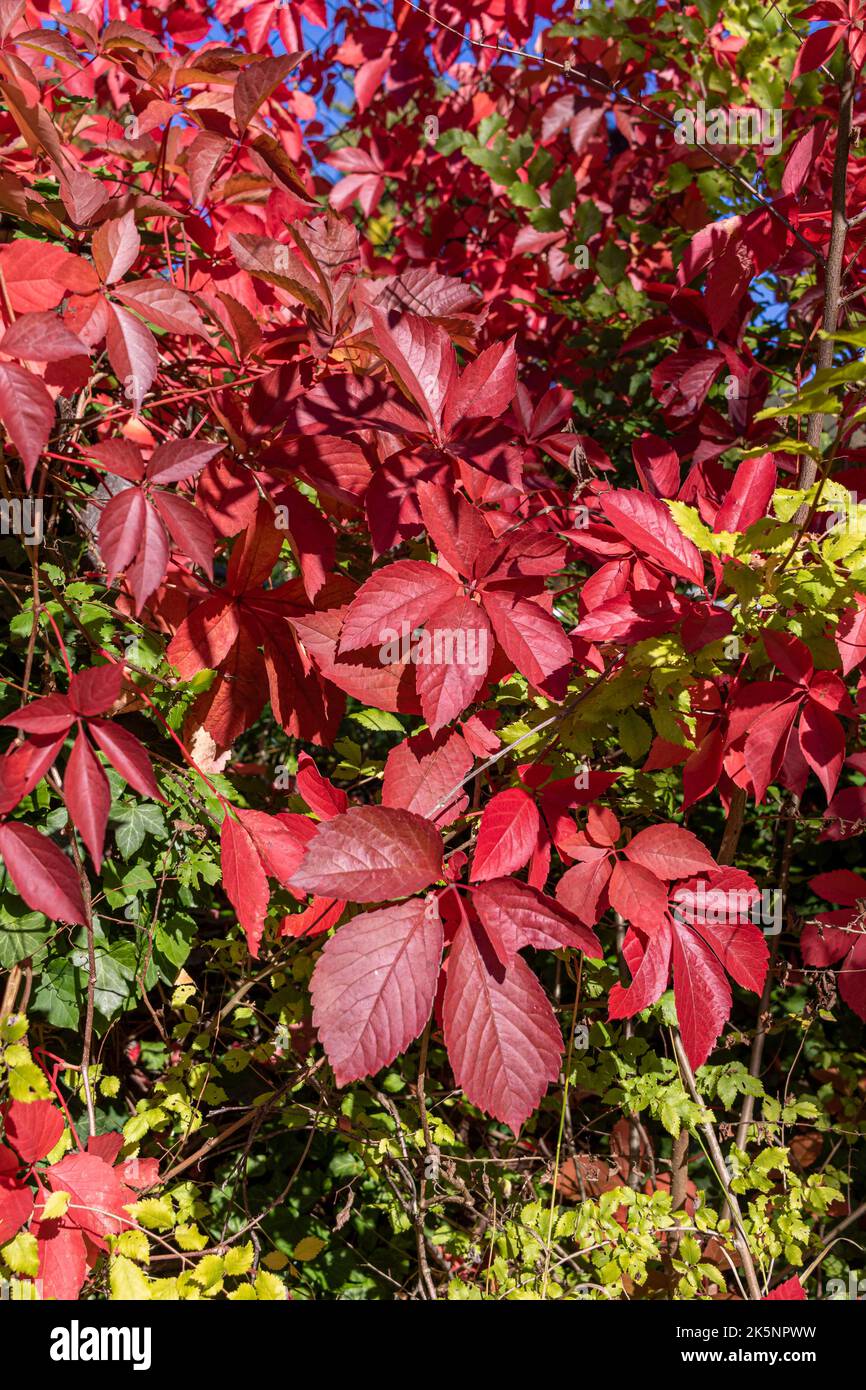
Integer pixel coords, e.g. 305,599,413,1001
167,594,240,679
99,488,147,581
839,934,866,1021
792,23,843,78
704,237,754,335
354,52,391,112
45,1151,132,1238
69,664,125,717
64,729,110,869
652,348,723,417
799,698,845,803
678,869,770,993
234,51,305,132
0,362,55,486
4,1099,64,1163
632,433,680,499
556,853,613,927
146,439,222,484
34,1216,88,1300
809,869,866,906
836,594,866,676
311,897,443,1085
0,1176,33,1243
125,498,171,614
221,813,270,956
59,166,107,224
713,454,776,533
85,438,146,483
801,913,850,968
744,701,799,803
0,692,73,735
382,730,473,829
574,589,686,642
88,719,163,801
599,490,704,586
338,559,456,653
113,279,207,337
727,679,798,746
671,920,732,1070
683,728,724,809
823,784,866,840
442,920,563,1135
237,808,312,887
187,130,229,206
0,823,86,924
690,913,769,995
443,337,518,433
764,1276,806,1301
470,787,540,882
416,481,501,579
782,123,828,196
230,234,324,312
105,303,158,415
481,588,571,691
415,595,492,733
0,240,98,312
471,877,602,961
764,630,813,685
277,371,422,439
281,895,345,940
369,308,456,436
290,806,443,903
295,752,348,820
91,210,140,285
608,919,673,1020
87,1133,123,1166
226,503,283,594
152,492,215,578
625,824,717,880
0,311,88,363
608,859,669,933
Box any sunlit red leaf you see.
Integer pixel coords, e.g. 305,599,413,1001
311,897,443,1085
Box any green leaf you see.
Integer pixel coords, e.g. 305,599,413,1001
349,708,404,733
40,1190,70,1221
110,1254,152,1301
2,1231,39,1277
30,954,80,1029
618,709,652,760
224,1242,254,1276
680,1235,701,1265
116,1229,151,1263
667,500,718,552
112,803,168,859
154,912,196,973
131,1197,175,1231
435,128,470,155
254,1269,286,1299
175,1224,209,1252
596,239,628,289
508,180,540,209
465,146,515,184
0,897,51,968
550,168,576,212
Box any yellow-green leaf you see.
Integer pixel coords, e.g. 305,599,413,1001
2,1231,39,1277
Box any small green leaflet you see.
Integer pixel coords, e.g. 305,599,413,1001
112,803,168,859
349,708,404,733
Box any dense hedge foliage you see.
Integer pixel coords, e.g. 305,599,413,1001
0,0,864,1302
